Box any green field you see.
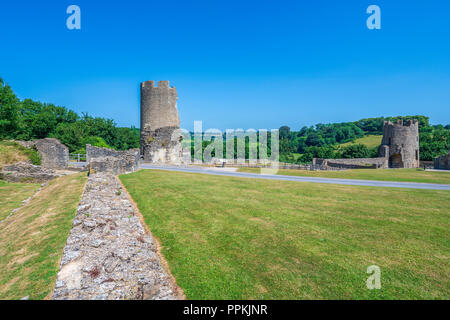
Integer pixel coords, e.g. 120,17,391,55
339,135,383,149
238,167,450,184
0,173,87,300
121,170,450,299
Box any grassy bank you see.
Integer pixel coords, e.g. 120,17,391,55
0,181,41,221
237,167,450,184
120,170,450,299
0,173,87,300
0,140,40,167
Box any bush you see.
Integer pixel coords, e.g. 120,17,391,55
73,136,112,154
340,144,371,159
28,149,41,165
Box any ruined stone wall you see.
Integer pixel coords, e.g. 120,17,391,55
52,173,179,300
86,145,140,174
379,120,420,168
434,152,450,170
34,138,69,169
313,157,388,170
140,80,182,163
1,162,62,183
15,138,69,169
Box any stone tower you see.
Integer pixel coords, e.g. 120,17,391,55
140,80,182,163
379,119,420,168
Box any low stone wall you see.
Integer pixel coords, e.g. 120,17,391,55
1,162,62,183
434,152,450,170
313,157,388,170
86,145,140,174
52,173,179,300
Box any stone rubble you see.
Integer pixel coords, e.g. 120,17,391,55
1,162,63,183
52,173,179,300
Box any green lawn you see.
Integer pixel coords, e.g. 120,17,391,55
237,167,450,184
339,135,383,149
0,173,87,300
120,170,450,299
0,181,41,221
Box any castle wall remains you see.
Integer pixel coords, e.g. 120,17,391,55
15,138,69,169
86,144,140,174
434,151,450,170
378,120,419,168
140,80,182,163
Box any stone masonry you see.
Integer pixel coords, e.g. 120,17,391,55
15,138,69,169
86,144,140,174
140,80,183,164
313,157,387,169
52,173,179,300
379,119,420,168
1,162,63,183
434,151,450,170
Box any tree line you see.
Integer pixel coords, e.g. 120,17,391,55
0,77,139,153
1,77,448,161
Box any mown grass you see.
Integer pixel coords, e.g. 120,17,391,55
237,167,450,184
121,170,450,299
0,173,87,300
339,135,383,149
0,140,41,167
0,181,41,221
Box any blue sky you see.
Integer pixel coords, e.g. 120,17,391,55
0,0,449,130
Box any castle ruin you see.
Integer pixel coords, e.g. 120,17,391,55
313,119,420,169
378,119,420,168
140,80,182,163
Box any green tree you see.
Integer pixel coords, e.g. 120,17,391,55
0,79,20,138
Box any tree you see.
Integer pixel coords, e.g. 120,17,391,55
279,126,291,139
340,144,372,159
0,79,20,138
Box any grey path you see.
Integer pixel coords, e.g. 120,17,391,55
140,164,450,191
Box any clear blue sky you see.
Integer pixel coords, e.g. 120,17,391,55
0,0,449,130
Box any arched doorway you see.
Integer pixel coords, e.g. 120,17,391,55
389,154,403,168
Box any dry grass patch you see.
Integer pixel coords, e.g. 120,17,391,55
0,181,41,221
0,173,87,300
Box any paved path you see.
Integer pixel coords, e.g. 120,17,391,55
140,164,450,191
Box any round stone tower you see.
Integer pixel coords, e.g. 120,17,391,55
379,119,420,168
140,80,182,163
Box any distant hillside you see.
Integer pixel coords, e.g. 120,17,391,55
279,115,449,163
339,135,382,149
